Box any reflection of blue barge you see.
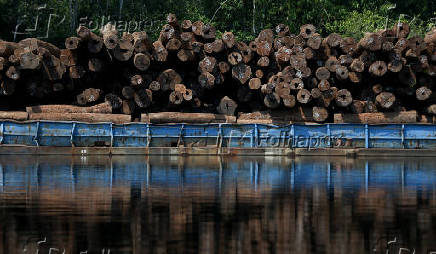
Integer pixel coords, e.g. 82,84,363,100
1,120,436,156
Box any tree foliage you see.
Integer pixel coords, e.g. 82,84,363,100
0,0,435,46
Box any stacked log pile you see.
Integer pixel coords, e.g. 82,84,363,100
0,14,436,123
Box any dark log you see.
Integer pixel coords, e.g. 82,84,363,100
218,61,230,74
122,86,135,99
87,32,104,54
113,37,134,61
19,51,41,69
69,66,86,79
255,69,264,79
257,56,270,67
335,65,349,80
105,93,123,110
359,33,382,51
372,84,383,94
143,112,236,124
339,55,353,66
311,88,322,99
202,24,216,40
325,33,342,47
133,53,151,71
181,20,192,31
198,72,215,89
198,56,217,73
149,81,161,92
134,89,152,108
77,88,102,105
1,79,15,95
52,82,64,92
340,37,356,54
307,33,322,50
65,37,81,50
132,31,152,53
122,100,135,115
152,41,168,62
228,52,242,65
232,63,252,84
166,38,182,51
315,67,330,80
290,78,304,90
76,26,90,39
88,58,104,72
0,56,5,70
290,54,307,70
350,59,365,72
158,69,182,91
60,49,77,67
177,49,195,62
369,61,387,76
318,79,330,92
334,111,417,124
350,100,366,114
335,89,352,107
376,92,396,109
0,41,21,56
388,60,403,72
282,94,296,108
6,66,20,80
264,93,280,109
325,57,339,72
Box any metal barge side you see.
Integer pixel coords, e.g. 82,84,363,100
0,120,435,157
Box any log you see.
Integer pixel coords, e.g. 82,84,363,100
134,89,152,108
77,88,102,105
393,22,410,38
29,113,131,123
65,37,81,50
133,53,151,71
249,78,262,90
369,61,387,76
300,24,316,39
218,61,230,74
166,38,182,51
318,79,330,92
416,86,432,101
217,96,238,116
87,32,104,53
334,111,417,124
296,89,311,104
60,49,77,67
282,94,296,108
350,59,365,72
76,26,90,39
88,58,104,72
335,89,352,107
105,94,123,110
19,51,41,70
0,111,28,121
198,72,215,89
237,108,315,124
6,66,20,80
152,41,168,62
149,81,161,92
122,100,135,115
169,91,183,105
122,86,135,99
427,105,436,115
228,52,243,65
158,69,182,91
372,84,383,94
312,107,328,122
177,49,195,62
222,32,235,48
376,92,396,109
315,67,330,80
132,31,152,53
350,100,366,114
19,38,60,58
183,89,193,101
232,63,252,84
100,23,120,49
335,65,349,80
307,33,322,50
113,38,134,61
142,112,236,124
0,41,21,56
181,20,192,31
198,56,217,73
264,93,281,109
26,102,112,114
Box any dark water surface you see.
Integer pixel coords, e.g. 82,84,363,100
0,155,436,253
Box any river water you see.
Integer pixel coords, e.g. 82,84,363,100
0,155,435,253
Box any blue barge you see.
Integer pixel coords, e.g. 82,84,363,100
0,120,436,156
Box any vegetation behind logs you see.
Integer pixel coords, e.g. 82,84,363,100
0,13,436,123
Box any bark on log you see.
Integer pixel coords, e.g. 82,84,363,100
376,92,396,109
26,102,112,114
142,112,236,124
29,113,131,123
334,111,417,124
335,89,353,107
217,96,238,116
0,111,28,121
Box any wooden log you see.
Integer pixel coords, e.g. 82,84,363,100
335,65,349,80
335,89,352,107
350,100,366,114
202,24,216,40
350,59,365,72
134,89,152,108
19,51,41,70
65,37,81,50
0,41,21,56
105,93,123,110
300,24,316,39
142,112,236,124
29,113,131,123
183,89,193,101
290,78,304,90
158,69,182,91
307,33,322,50
19,38,60,58
166,38,182,51
181,20,192,31
122,100,135,115
198,56,217,73
393,22,410,38
256,41,273,56
5,66,20,80
198,72,215,89
69,66,86,79
0,56,5,71
372,84,383,94
0,111,28,121
216,32,234,50
132,31,152,53
76,26,90,39
192,21,204,36
376,92,396,109
26,102,112,114
237,108,315,123
312,107,328,122
369,61,387,76
100,23,120,49
315,67,330,80
416,86,432,101
257,56,270,67
87,32,104,53
166,13,179,27
232,63,252,84
228,52,243,65
334,111,417,124
177,49,195,62
149,81,161,92
113,37,134,61
318,79,330,92
60,49,77,67
169,91,183,105
359,33,382,51
76,88,102,105
388,60,402,72
264,93,281,109
427,104,436,115
217,96,238,116
152,41,168,62
297,89,311,104
88,58,104,72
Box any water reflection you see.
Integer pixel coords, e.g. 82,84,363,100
0,156,435,253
